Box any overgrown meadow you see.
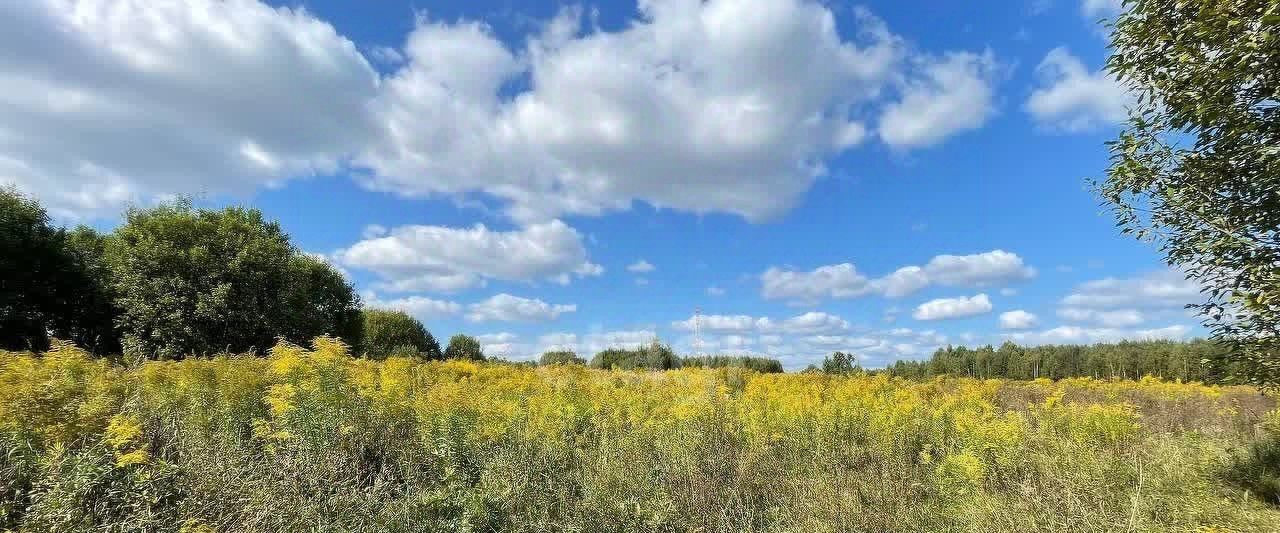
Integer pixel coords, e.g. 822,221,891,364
3,338,1279,532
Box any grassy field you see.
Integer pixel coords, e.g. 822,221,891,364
2,338,1279,532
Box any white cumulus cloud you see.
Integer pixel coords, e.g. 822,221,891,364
336,220,602,292
0,0,381,218
1026,47,1131,131
2,0,1002,223
672,314,768,334
1060,269,1202,310
361,291,461,318
1005,324,1189,345
536,329,658,354
771,311,851,334
1057,308,1146,327
1081,0,1123,17
761,263,872,305
358,1,911,223
762,250,1034,304
672,311,849,335
917,250,1036,287
465,293,576,322
913,293,993,321
998,310,1039,330
476,332,518,344
879,50,1001,148
627,260,656,273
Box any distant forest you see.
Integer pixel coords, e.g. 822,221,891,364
873,339,1235,383
569,338,1235,384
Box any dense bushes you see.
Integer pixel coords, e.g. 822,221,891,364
587,346,785,373
1,340,1277,531
1225,410,1280,506
0,189,510,366
681,354,783,373
538,350,585,365
590,341,680,370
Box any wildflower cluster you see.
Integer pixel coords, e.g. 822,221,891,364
1,338,1277,531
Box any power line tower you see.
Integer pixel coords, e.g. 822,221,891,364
692,307,705,357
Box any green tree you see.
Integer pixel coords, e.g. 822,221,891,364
278,255,362,349
104,201,359,359
821,351,861,375
0,189,118,353
0,187,72,351
57,226,121,354
539,350,585,365
361,309,440,360
444,334,485,361
1102,1,1280,385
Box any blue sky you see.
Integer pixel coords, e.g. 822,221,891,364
3,0,1205,368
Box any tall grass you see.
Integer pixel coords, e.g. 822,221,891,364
1,338,1277,532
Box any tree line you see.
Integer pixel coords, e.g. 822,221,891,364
805,340,1240,384
0,188,482,361
537,343,785,373
2,186,786,372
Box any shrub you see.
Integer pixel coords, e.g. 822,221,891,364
1225,411,1280,505
105,201,295,358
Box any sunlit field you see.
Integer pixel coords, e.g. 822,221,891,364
3,338,1278,532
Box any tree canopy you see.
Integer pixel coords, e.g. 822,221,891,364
1,187,73,351
278,254,362,350
820,351,863,375
106,202,300,358
1102,0,1280,385
55,200,362,359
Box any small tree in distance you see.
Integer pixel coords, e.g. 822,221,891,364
822,351,863,375
361,309,441,360
444,334,485,361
